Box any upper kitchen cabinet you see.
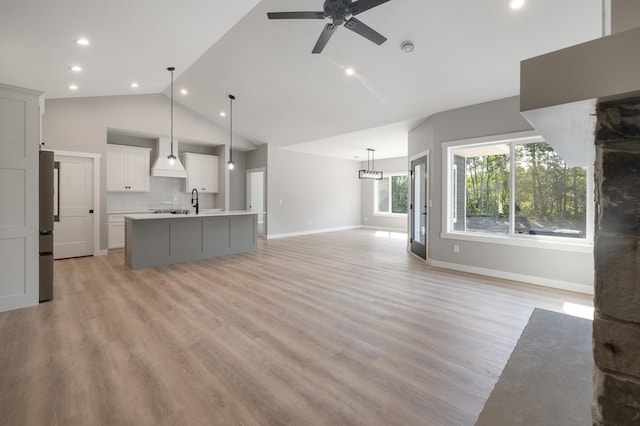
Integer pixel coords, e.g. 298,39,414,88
183,153,219,193
107,145,150,192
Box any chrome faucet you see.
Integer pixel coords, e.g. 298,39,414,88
191,188,199,214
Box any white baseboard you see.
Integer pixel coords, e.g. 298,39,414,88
267,225,361,240
429,259,594,295
95,249,109,256
361,225,408,233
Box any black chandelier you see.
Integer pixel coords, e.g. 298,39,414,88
358,148,383,180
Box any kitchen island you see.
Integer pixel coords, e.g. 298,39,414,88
124,211,257,270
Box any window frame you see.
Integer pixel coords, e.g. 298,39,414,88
441,131,594,252
373,172,409,216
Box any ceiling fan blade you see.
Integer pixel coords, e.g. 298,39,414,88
267,11,325,20
348,0,391,16
343,17,387,45
312,24,338,54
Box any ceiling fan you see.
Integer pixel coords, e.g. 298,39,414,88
267,0,390,54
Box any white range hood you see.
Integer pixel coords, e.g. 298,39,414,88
151,137,187,178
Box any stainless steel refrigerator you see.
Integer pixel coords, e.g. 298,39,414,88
39,150,57,302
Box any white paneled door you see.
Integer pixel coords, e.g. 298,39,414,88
0,84,40,312
54,155,94,259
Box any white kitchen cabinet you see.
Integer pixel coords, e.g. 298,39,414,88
183,153,219,193
107,145,150,192
108,215,125,249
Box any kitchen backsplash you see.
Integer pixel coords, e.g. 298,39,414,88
107,176,215,212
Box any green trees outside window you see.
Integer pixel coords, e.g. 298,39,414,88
451,141,587,239
375,174,408,215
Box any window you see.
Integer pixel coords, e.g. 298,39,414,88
375,173,408,215
445,135,591,243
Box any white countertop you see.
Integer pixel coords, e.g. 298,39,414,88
125,210,257,220
108,210,154,215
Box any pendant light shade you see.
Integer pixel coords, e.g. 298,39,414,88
227,94,236,170
358,148,383,180
167,66,177,164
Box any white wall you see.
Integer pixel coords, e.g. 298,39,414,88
409,96,594,294
360,156,408,231
42,94,251,250
267,147,361,238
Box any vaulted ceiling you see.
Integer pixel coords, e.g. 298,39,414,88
0,0,603,159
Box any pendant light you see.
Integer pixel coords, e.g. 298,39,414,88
167,66,177,164
358,148,383,180
227,94,236,170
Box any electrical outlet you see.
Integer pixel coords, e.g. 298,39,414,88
364,217,368,222
453,244,460,253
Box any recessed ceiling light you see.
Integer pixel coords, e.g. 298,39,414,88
74,38,90,46
130,82,139,88
219,112,226,117
180,89,188,95
69,65,82,72
68,84,78,90
345,67,355,76
508,0,525,9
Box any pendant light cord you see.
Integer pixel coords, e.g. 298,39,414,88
229,94,236,164
168,66,176,159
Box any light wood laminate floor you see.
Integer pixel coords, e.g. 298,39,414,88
0,229,592,425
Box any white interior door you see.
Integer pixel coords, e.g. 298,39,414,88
54,155,94,259
0,85,40,312
246,169,265,237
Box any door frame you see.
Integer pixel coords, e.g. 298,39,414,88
53,150,103,256
409,150,430,262
245,167,266,238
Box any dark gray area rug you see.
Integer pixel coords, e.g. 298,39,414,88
476,308,593,426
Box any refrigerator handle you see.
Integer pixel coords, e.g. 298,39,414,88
54,161,60,222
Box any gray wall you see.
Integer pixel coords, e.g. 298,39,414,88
611,0,640,34
246,144,267,170
42,94,250,250
229,149,247,211
360,156,408,231
408,96,594,293
228,145,268,212
267,147,360,237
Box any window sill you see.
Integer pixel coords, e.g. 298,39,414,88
440,231,593,253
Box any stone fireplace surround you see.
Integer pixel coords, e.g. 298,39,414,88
593,97,640,425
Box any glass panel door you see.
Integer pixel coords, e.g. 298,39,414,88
411,156,427,259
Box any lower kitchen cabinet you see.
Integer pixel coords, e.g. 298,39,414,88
124,213,257,269
108,215,125,249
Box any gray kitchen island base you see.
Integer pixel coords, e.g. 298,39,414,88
125,212,257,270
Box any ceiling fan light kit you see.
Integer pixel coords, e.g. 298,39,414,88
267,0,391,54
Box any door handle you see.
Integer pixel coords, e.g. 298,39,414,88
54,161,60,222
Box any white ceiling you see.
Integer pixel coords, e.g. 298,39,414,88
0,0,603,160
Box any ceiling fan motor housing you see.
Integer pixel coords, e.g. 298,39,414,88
325,0,349,24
